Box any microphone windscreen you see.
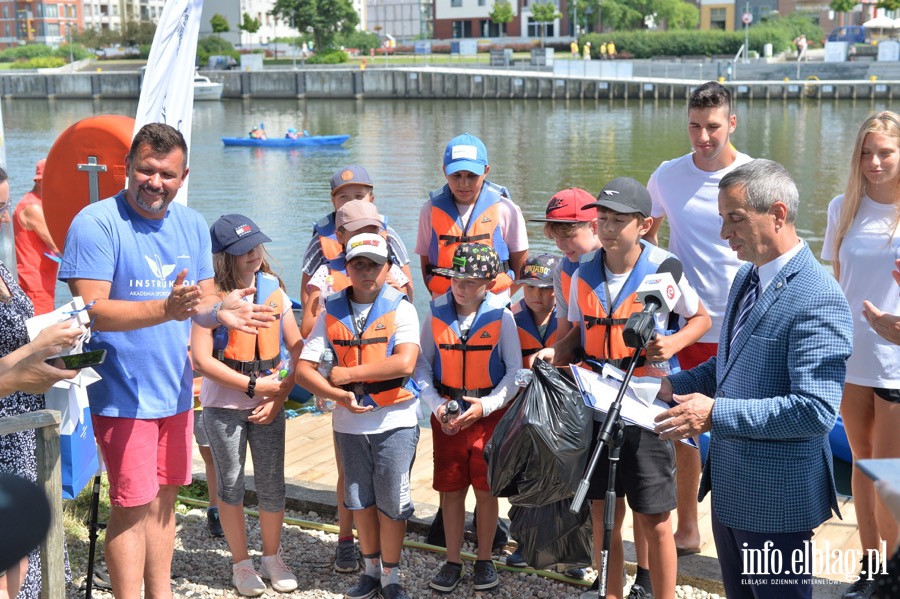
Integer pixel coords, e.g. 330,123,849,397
657,257,683,283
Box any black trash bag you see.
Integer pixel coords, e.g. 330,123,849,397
484,359,592,507
508,500,593,570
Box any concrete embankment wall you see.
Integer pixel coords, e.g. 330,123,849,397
1,68,899,101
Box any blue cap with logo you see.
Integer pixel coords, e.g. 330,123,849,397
210,214,272,255
443,133,488,176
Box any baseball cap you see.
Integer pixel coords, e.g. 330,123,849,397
210,214,272,255
530,188,597,223
514,253,559,287
345,233,389,265
583,177,652,218
443,134,488,176
433,243,500,280
34,158,46,181
336,200,384,232
330,165,374,196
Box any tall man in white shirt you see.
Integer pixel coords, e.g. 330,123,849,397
644,81,753,556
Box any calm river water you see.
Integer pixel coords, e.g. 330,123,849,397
1,96,893,318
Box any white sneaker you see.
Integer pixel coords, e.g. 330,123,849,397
260,548,299,592
232,559,266,597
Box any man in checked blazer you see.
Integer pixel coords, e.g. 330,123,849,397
653,159,853,598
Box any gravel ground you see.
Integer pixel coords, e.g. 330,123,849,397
67,504,725,598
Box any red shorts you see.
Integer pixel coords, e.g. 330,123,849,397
677,342,717,371
92,410,193,507
431,407,506,493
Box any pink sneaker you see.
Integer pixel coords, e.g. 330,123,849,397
232,559,266,597
260,548,298,592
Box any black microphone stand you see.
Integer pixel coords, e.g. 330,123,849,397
570,311,656,599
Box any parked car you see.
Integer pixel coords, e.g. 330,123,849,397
827,26,872,45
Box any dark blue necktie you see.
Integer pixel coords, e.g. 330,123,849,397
730,267,759,354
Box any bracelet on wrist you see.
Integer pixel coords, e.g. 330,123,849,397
246,372,257,398
212,301,223,325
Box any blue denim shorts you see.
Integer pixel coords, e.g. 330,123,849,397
335,426,419,520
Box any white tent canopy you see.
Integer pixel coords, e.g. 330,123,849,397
863,15,897,28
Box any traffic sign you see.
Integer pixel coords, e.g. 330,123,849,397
742,12,753,25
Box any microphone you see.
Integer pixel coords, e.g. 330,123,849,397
623,258,683,349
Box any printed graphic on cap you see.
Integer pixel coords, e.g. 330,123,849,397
545,196,566,213
452,256,467,268
350,238,382,250
341,170,354,181
523,264,551,276
234,225,252,237
451,145,478,161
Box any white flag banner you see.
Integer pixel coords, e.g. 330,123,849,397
133,0,203,205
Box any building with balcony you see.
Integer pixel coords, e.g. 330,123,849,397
431,0,571,40
0,0,81,48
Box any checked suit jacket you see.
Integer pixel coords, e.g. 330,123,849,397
668,243,853,534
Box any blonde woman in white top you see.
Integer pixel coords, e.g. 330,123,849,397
822,111,900,598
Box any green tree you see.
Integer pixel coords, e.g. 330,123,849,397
210,13,231,33
120,20,157,46
830,0,857,26
489,0,515,37
878,0,900,10
654,0,699,30
271,0,358,52
240,12,262,40
531,1,561,47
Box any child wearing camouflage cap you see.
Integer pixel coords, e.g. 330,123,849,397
414,242,522,594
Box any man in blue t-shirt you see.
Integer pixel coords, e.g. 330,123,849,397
59,123,275,599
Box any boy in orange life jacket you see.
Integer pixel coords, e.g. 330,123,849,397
415,133,529,298
538,178,711,599
301,200,410,338
530,187,602,345
512,253,560,369
300,165,414,321
414,243,522,593
296,233,421,599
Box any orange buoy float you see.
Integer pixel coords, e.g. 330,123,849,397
43,115,135,250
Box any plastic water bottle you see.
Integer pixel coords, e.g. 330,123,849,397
441,400,461,436
314,349,336,412
514,368,533,387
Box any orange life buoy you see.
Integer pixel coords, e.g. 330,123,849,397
43,115,135,250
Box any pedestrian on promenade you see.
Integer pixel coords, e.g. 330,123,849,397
821,111,900,599
794,34,808,61
191,214,301,596
59,122,275,599
584,42,592,61
297,231,421,599
571,40,579,59
645,81,753,558
13,158,60,315
654,159,853,598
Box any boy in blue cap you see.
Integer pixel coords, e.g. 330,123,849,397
415,133,528,298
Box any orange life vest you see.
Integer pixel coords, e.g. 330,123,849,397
313,213,344,262
324,285,418,409
213,287,284,374
430,291,507,407
425,182,514,296
559,256,579,307
513,298,558,364
576,242,680,375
